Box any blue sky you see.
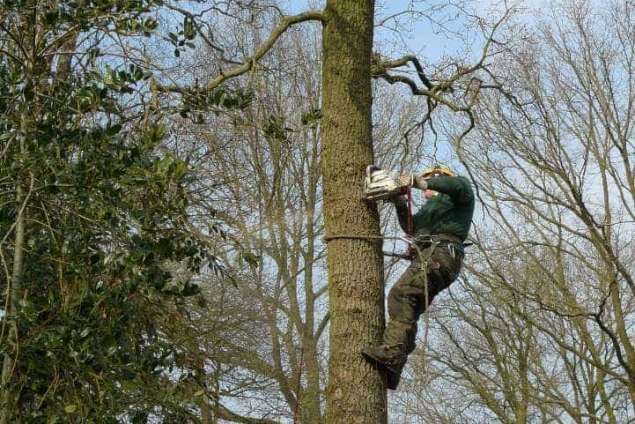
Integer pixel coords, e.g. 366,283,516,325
274,0,546,175
281,0,493,166
279,0,509,61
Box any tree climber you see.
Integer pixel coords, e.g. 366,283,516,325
362,165,475,390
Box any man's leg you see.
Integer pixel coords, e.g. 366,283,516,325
362,258,429,389
362,245,463,389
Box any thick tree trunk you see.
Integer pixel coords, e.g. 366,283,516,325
321,1,387,423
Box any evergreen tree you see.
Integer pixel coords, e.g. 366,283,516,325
0,1,218,421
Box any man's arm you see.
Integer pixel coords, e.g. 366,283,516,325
425,175,474,205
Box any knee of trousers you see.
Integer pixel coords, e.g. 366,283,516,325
384,320,418,355
387,284,425,322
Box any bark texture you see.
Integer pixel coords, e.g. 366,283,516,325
321,1,387,423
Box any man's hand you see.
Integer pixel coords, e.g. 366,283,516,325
413,173,428,190
364,165,412,201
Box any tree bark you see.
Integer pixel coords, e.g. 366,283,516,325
321,1,386,423
0,117,27,424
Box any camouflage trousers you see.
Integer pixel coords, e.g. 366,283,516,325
383,242,464,363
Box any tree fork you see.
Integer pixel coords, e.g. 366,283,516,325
321,1,387,423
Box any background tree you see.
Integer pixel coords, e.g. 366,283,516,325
0,1,235,421
397,1,635,422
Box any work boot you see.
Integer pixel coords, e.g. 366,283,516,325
361,344,407,390
385,364,404,390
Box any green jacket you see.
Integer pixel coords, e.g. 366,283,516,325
394,175,474,241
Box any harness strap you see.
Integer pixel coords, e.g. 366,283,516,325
413,233,464,246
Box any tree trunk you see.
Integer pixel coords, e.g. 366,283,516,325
0,119,27,424
321,1,386,423
0,185,24,424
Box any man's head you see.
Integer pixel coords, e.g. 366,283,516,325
419,165,456,199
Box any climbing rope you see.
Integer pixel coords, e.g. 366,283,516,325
411,241,435,389
323,233,415,260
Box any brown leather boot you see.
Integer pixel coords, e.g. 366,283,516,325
361,344,407,390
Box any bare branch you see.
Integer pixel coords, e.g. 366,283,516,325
212,402,280,424
156,11,324,94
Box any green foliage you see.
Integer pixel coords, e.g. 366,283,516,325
0,0,220,421
180,87,254,119
167,15,200,57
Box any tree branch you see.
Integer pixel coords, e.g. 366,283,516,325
212,402,280,424
156,11,324,94
316,312,330,341
371,5,512,109
593,283,635,387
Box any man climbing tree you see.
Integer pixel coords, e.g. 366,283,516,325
362,165,475,389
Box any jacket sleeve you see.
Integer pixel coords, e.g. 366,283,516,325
426,175,474,205
392,196,411,234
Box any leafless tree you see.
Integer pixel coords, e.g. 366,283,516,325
399,1,635,422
